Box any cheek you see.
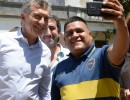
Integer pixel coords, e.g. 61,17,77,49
51,31,57,36
25,18,32,27
64,37,68,42
64,38,68,44
24,20,31,30
28,17,37,27
84,34,91,41
26,23,33,31
65,39,71,47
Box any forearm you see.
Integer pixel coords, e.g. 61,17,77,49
112,18,129,61
102,0,129,65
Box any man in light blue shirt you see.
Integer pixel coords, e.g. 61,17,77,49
0,0,51,100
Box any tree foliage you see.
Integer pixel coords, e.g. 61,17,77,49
120,0,130,16
102,27,116,41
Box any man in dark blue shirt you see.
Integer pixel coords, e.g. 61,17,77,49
51,0,129,99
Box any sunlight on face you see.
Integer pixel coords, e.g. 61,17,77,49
64,21,92,57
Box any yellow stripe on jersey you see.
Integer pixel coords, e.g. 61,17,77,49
60,78,120,100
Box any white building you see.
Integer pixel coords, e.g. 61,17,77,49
0,0,114,38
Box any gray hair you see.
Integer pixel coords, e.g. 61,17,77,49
21,0,51,14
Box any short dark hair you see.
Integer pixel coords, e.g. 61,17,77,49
64,16,88,32
49,15,61,33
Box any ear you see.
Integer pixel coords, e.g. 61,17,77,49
89,31,92,35
21,13,26,22
89,32,93,40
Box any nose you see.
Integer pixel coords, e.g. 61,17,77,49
39,17,48,30
39,17,48,27
39,17,45,25
43,27,51,35
46,27,51,34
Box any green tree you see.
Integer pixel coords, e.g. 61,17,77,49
120,0,130,16
102,27,116,41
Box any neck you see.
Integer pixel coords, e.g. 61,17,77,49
22,28,38,45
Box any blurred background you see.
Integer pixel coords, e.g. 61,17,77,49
0,0,129,47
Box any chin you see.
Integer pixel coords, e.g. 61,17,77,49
71,48,85,55
73,45,84,49
72,47,83,51
47,42,55,47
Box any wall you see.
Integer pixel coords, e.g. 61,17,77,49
0,17,20,31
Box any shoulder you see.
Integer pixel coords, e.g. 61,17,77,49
53,57,71,75
61,48,70,55
94,45,109,55
91,45,112,67
0,31,18,44
0,29,20,39
0,31,12,38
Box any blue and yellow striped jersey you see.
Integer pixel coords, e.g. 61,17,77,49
51,44,121,100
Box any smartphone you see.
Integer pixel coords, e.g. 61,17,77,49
86,2,111,16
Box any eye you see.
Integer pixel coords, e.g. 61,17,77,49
75,28,84,33
44,16,49,22
33,14,41,20
65,30,73,37
49,26,55,31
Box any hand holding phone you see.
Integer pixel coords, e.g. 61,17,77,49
86,2,112,16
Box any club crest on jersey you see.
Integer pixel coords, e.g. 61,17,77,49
86,58,95,70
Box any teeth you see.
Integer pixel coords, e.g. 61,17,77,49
44,36,51,38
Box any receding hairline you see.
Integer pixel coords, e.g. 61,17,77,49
21,0,51,14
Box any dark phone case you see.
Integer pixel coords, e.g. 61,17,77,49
86,2,112,16
87,2,103,16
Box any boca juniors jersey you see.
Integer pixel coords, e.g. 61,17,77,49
51,44,121,100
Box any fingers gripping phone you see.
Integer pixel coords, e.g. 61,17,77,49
86,2,111,16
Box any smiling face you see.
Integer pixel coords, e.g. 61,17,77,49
40,19,60,48
21,4,49,38
64,21,92,58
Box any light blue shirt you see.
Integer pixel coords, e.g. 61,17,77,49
0,28,51,100
51,44,69,72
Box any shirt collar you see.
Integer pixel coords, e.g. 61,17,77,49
57,43,66,58
51,44,69,70
15,28,42,48
83,43,96,58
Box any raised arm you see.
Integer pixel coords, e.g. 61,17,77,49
102,0,129,66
